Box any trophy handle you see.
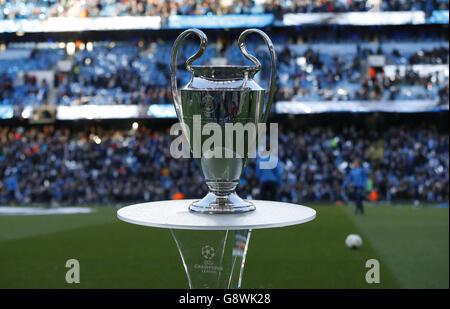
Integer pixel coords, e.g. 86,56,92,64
170,28,208,119
238,29,277,123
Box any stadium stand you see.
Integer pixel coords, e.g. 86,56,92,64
0,0,448,207
1,38,448,110
0,123,448,204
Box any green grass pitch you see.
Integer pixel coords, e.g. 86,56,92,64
0,203,448,289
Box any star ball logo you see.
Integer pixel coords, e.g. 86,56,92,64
201,245,215,260
195,245,222,274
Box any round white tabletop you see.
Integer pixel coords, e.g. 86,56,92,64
117,199,316,230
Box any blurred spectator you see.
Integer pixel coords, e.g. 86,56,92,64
255,148,282,201
342,159,369,214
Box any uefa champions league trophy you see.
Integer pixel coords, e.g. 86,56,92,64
169,28,276,214
117,29,315,289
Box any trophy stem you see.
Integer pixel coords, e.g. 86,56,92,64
189,181,255,214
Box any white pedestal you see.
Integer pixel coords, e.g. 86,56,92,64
117,199,316,288
117,199,316,230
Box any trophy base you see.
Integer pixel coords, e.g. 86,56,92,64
189,192,255,214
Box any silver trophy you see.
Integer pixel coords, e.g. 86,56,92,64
170,28,276,214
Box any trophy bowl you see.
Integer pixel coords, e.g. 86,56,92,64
170,28,277,214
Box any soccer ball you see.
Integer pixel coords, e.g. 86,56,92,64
345,234,363,249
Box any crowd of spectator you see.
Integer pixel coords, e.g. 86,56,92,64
1,123,448,205
1,72,50,106
55,44,173,106
274,44,449,102
52,40,449,106
0,46,63,107
1,1,448,21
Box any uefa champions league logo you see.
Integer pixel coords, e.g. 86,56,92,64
201,245,215,260
194,245,222,274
